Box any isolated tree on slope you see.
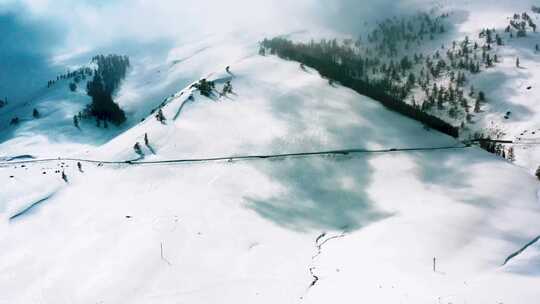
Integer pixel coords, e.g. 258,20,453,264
133,142,143,156
469,85,475,97
536,166,540,180
478,91,485,103
155,108,166,123
474,98,481,113
473,91,485,113
221,81,233,96
507,146,516,162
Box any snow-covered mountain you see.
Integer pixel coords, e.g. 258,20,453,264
2,1,540,303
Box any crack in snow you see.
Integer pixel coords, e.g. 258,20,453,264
160,242,172,266
307,231,347,289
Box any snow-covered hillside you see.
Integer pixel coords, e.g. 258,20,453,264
2,49,540,303
2,1,540,303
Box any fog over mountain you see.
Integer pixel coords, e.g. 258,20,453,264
0,0,427,100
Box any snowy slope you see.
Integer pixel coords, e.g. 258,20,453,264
0,32,262,159
2,1,540,303
1,49,540,304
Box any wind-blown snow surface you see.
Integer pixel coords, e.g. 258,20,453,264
1,53,540,303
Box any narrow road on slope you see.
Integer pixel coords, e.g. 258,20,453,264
0,144,471,167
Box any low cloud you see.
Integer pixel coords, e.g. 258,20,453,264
0,0,431,100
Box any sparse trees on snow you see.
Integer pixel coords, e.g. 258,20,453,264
221,81,233,96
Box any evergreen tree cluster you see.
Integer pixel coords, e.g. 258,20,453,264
260,9,522,136
471,128,516,161
478,139,516,162
506,12,537,37
47,67,93,88
192,78,216,97
84,54,130,125
261,37,459,137
364,12,449,57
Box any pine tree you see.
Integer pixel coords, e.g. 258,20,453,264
32,108,40,118
496,34,503,45
222,81,233,96
407,72,416,87
156,108,166,123
73,115,79,128
474,98,481,113
536,166,540,180
134,142,143,156
507,146,516,162
437,90,445,110
516,57,520,67
478,91,485,102
486,54,493,67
